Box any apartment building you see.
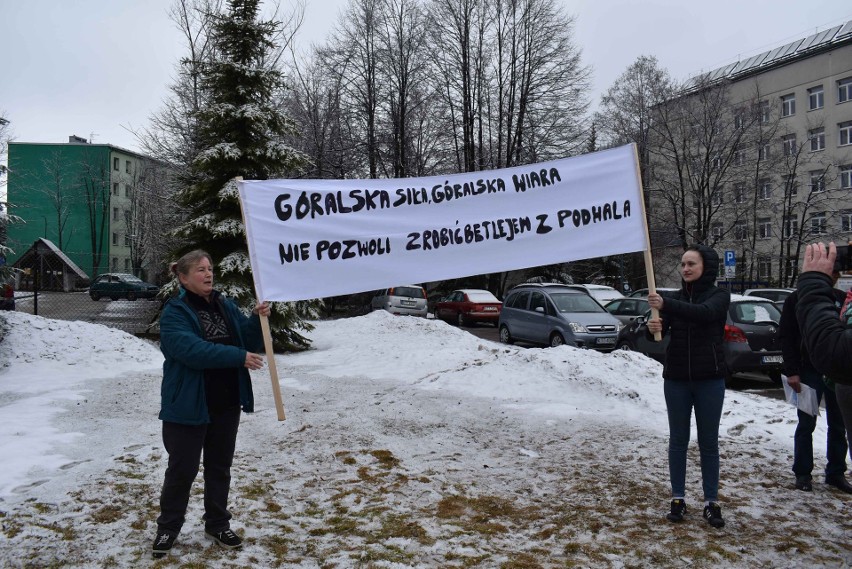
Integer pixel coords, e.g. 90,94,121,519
6,136,164,283
651,21,852,288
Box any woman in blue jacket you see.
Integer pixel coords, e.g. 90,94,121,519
152,250,269,559
647,245,731,529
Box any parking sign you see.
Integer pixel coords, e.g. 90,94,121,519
724,250,736,278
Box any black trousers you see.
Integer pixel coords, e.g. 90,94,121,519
156,406,241,533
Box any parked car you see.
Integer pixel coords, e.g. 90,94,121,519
435,289,502,326
628,287,678,298
89,273,160,301
371,285,428,317
742,288,794,311
604,297,650,326
1,282,14,311
615,294,783,384
499,283,622,350
565,284,624,304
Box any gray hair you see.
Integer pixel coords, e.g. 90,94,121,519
170,249,213,277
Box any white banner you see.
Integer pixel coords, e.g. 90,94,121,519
238,144,646,301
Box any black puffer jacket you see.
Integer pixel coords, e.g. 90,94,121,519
657,245,731,381
796,271,852,385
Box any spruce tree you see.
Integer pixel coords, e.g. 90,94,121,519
174,0,318,350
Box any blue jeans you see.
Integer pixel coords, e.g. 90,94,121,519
664,378,725,502
792,367,848,478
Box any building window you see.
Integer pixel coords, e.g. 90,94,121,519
113,157,119,170
711,187,723,206
758,142,770,160
733,148,745,166
785,174,799,196
781,94,795,117
839,77,852,103
781,134,796,156
809,128,825,151
735,221,748,241
810,212,827,235
840,121,852,146
759,100,770,123
112,182,119,195
841,210,852,232
758,178,771,200
734,183,747,204
758,218,772,239
124,258,131,272
125,160,131,174
808,85,824,110
810,171,826,193
124,233,131,247
711,155,722,170
785,259,798,280
711,222,723,239
125,185,131,197
111,257,118,271
112,232,118,245
783,216,798,238
841,165,852,190
734,110,745,130
758,258,772,279
113,207,119,221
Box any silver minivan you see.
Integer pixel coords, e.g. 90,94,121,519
498,284,622,350
371,285,428,317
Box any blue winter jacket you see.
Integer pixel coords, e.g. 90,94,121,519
158,288,264,425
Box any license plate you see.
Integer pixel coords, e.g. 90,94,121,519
762,355,783,364
483,306,497,311
596,337,616,345
401,300,415,306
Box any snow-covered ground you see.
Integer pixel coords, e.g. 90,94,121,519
0,309,850,568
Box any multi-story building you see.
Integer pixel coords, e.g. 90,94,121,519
650,21,852,289
6,136,170,285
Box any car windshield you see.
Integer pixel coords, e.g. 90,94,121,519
730,301,780,324
550,293,606,313
466,291,500,303
115,274,143,282
392,286,425,298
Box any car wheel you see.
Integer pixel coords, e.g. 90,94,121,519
90,292,101,301
110,296,119,301
550,333,565,348
499,325,514,345
457,313,466,327
127,292,137,301
616,340,633,351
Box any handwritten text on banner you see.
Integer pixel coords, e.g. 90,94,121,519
238,144,645,301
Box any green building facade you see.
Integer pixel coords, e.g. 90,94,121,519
7,138,147,282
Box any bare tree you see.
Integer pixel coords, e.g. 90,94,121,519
77,150,111,276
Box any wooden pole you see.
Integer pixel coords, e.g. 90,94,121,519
236,176,286,420
631,145,662,342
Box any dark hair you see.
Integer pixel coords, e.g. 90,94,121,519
171,250,213,277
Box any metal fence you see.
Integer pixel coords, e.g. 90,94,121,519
11,291,161,337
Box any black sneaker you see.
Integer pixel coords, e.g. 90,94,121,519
795,475,813,492
666,499,686,522
205,528,243,550
152,530,177,559
703,502,725,528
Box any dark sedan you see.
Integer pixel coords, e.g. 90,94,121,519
615,294,783,384
89,273,160,301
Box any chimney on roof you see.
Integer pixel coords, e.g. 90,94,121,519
68,135,88,144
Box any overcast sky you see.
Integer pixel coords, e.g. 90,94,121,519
1,0,851,155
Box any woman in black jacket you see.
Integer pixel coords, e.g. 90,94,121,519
647,244,731,528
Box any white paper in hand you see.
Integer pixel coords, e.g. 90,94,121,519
782,375,821,417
